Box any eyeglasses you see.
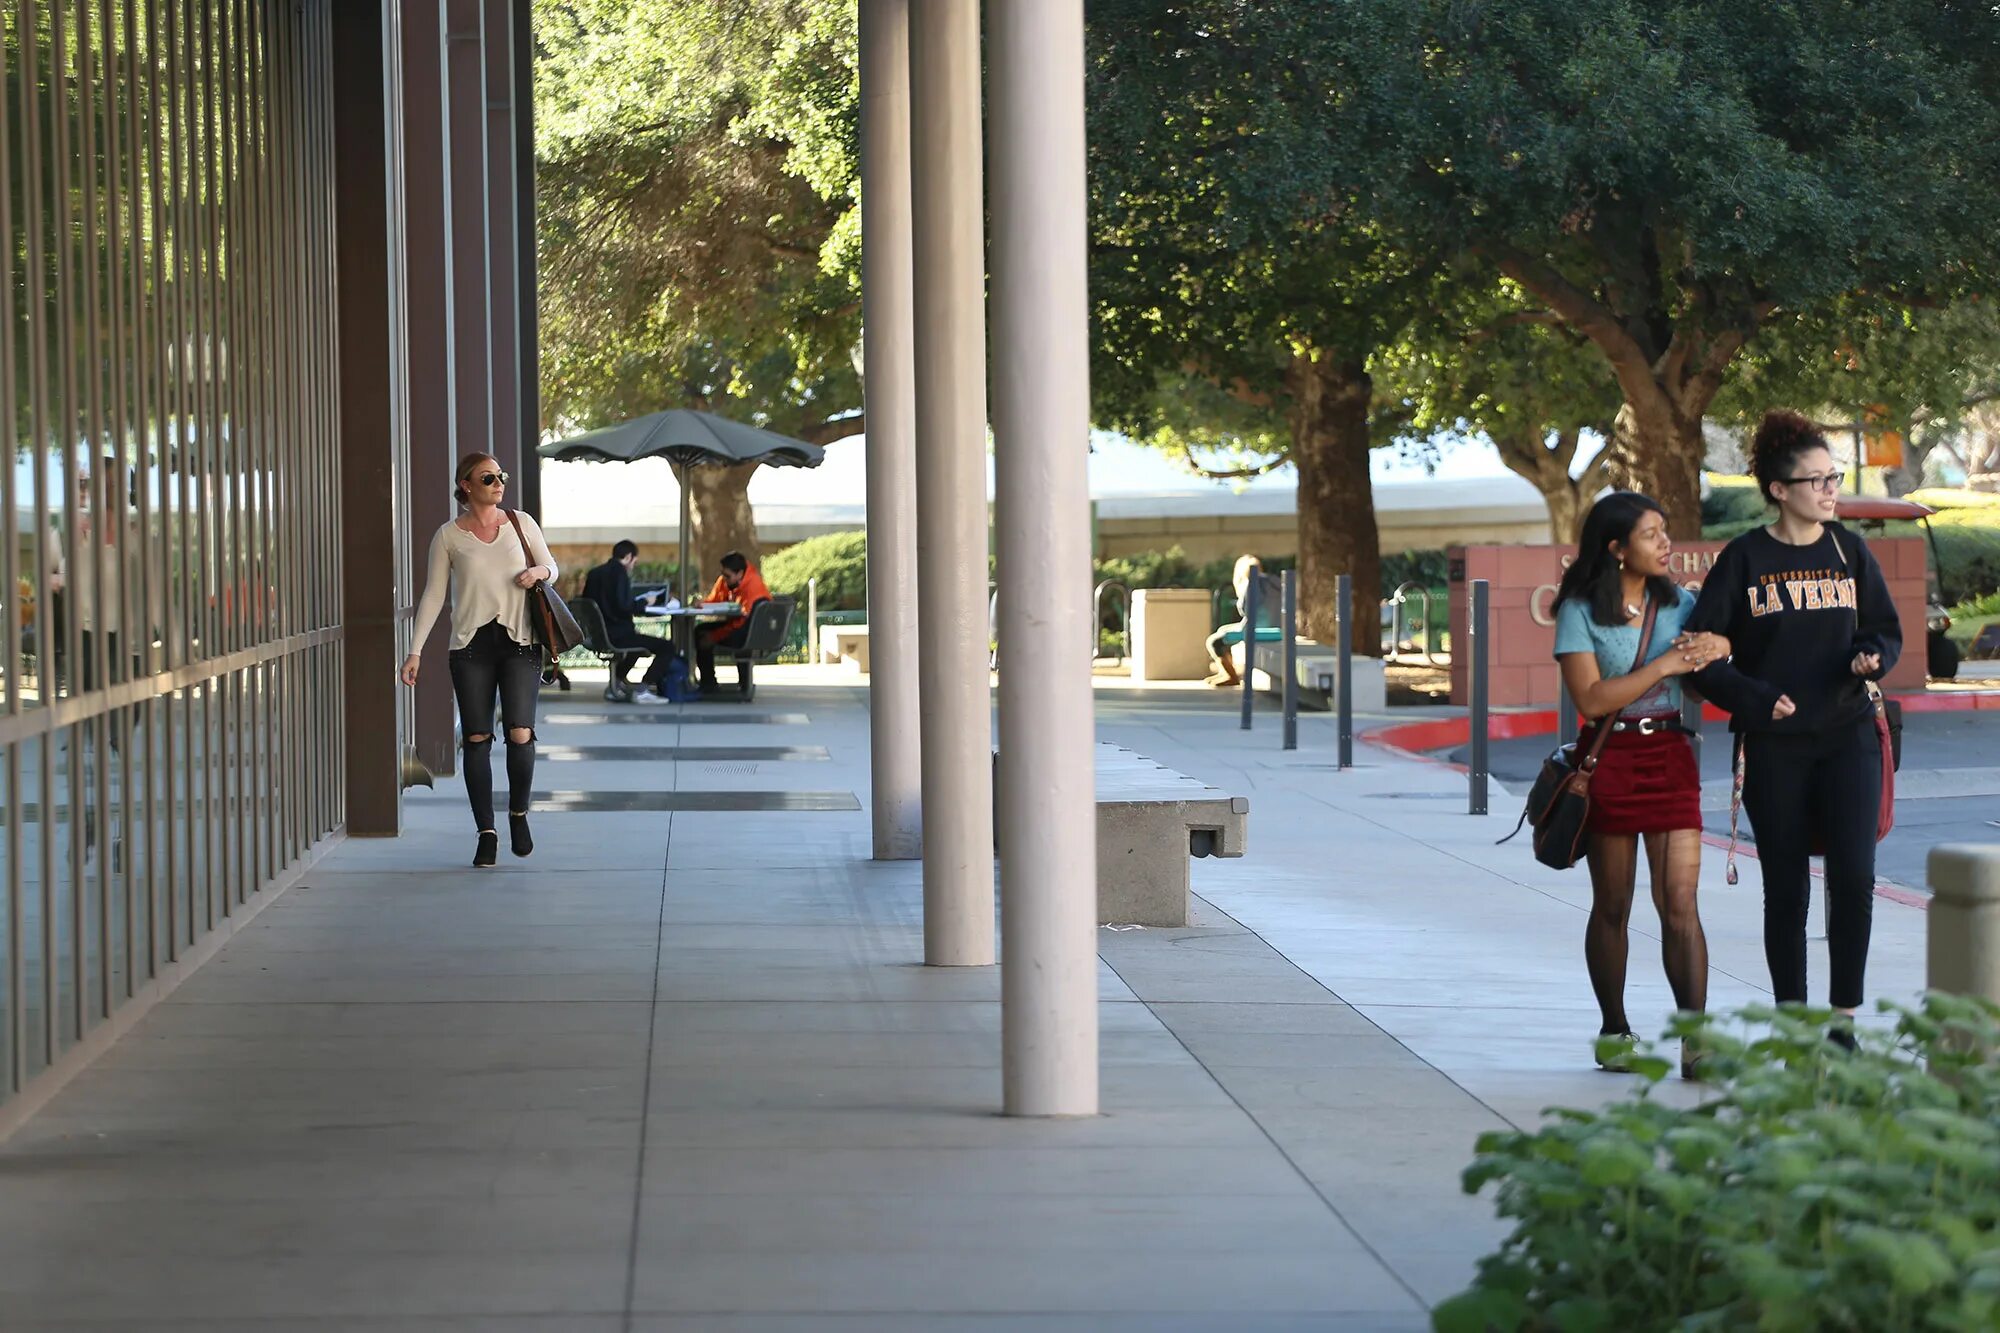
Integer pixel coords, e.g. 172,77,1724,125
1779,471,1844,493
471,470,509,487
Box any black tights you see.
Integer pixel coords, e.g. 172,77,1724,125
449,621,541,832
1740,718,1881,1009
1584,828,1709,1035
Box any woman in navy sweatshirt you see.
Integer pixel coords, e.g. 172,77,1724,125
1686,412,1901,1039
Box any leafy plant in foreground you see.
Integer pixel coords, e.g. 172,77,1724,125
1434,996,2000,1333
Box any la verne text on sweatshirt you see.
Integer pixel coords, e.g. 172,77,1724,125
1685,523,1901,734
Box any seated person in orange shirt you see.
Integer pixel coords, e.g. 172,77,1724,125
695,550,771,695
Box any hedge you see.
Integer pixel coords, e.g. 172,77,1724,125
762,529,1446,621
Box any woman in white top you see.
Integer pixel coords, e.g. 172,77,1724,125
399,453,558,867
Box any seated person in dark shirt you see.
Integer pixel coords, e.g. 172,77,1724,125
581,540,681,703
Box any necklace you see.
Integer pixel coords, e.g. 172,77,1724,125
1624,603,1642,619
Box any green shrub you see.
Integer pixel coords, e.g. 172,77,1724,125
1908,487,2000,512
1703,475,1767,529
762,530,869,610
1382,548,1449,596
1434,995,2000,1333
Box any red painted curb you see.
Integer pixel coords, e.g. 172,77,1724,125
1364,688,2000,755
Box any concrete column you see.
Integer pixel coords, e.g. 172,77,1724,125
481,0,522,482
989,0,1098,1115
859,0,922,862
1929,845,2000,1003
332,0,406,835
398,0,458,778
510,0,543,518
443,0,491,463
908,0,993,965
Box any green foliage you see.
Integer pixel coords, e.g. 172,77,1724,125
1701,477,1768,530
1381,549,1450,597
533,0,861,440
1343,1,2000,527
1911,489,2000,513
756,533,1442,623
1436,995,2000,1333
761,529,867,610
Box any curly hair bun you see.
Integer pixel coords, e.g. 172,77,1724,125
1749,410,1828,501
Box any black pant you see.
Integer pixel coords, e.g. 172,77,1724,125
609,628,678,686
696,624,751,689
448,620,541,831
1740,715,1882,1009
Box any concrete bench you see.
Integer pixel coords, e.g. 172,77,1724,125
996,743,1249,927
819,623,870,673
1241,636,1386,713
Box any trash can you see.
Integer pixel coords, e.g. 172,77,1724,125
1131,588,1214,682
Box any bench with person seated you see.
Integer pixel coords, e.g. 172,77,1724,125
993,741,1250,927
707,596,796,703
565,596,648,701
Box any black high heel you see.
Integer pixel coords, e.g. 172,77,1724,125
509,812,533,858
473,830,498,868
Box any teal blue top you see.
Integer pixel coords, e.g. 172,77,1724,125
1552,586,1695,718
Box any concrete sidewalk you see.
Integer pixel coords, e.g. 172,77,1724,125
0,672,1931,1330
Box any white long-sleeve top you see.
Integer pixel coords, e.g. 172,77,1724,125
409,510,558,651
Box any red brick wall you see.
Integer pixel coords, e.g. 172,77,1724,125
1446,539,1928,708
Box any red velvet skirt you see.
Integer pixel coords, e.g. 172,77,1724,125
1579,724,1702,835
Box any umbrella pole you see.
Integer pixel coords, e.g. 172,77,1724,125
678,466,693,659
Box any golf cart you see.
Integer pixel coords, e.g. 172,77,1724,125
1833,496,1959,679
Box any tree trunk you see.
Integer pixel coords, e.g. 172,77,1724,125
682,461,762,593
1491,426,1602,544
1612,401,1707,539
1289,351,1381,654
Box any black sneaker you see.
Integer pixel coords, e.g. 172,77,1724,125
1827,1023,1858,1053
509,812,534,859
473,830,499,868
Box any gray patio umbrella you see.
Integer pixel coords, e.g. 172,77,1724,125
538,408,827,599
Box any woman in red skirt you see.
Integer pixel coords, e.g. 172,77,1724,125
1552,493,1730,1078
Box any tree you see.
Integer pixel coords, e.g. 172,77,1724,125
1345,1,2000,536
1384,275,1626,541
1714,296,2000,495
1087,3,1442,645
533,0,861,573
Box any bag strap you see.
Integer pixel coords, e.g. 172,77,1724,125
1579,595,1661,771
1728,728,1744,880
1828,525,1888,709
504,508,530,569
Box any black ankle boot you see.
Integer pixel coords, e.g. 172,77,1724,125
473,830,498,868
509,812,534,858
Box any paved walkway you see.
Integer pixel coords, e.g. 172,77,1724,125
0,672,1932,1330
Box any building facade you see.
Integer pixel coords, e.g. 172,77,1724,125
0,0,535,1126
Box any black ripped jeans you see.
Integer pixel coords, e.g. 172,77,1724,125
448,620,541,831
1740,715,1882,1010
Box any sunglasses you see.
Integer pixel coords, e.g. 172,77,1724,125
469,470,509,487
1778,471,1844,493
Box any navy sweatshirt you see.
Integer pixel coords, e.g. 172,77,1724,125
1685,523,1902,734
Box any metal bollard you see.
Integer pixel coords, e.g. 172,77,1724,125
1240,570,1259,730
1336,573,1353,769
1928,845,2000,1004
1469,579,1489,815
808,576,820,664
1281,570,1299,751
1557,692,1579,749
